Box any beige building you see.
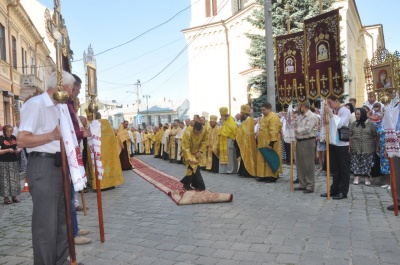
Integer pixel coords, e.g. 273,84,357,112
0,0,54,126
183,0,385,114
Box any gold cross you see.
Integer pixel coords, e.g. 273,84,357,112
320,74,328,88
333,72,340,87
279,85,285,94
309,76,316,90
286,84,292,92
298,83,304,96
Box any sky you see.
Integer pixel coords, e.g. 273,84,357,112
38,0,192,107
36,0,399,107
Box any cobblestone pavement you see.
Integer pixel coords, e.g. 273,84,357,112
1,155,400,265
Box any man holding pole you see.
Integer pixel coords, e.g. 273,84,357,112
293,101,319,193
321,95,351,200
17,71,76,265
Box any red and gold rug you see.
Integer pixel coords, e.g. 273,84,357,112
131,158,233,205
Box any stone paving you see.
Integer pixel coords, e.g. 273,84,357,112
1,155,400,265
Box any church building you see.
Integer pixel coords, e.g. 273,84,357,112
182,0,385,116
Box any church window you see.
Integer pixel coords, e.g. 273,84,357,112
206,0,218,17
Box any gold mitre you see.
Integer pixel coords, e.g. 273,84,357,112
240,104,250,114
209,115,218,122
219,107,228,115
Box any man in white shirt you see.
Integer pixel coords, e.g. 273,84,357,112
321,95,351,200
17,71,75,265
363,92,383,113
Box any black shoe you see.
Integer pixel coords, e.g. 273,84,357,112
183,185,193,191
264,177,277,183
293,178,299,184
332,193,347,200
320,192,338,197
387,205,400,211
294,187,305,191
303,189,314,193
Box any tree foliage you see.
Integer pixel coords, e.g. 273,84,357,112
246,0,334,115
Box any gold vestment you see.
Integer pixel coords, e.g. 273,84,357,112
256,112,283,178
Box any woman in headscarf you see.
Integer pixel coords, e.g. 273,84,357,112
0,125,22,204
350,108,378,185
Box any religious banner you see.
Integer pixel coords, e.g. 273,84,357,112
276,31,307,104
304,9,344,99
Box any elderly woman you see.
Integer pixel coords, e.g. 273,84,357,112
0,125,22,204
350,108,378,185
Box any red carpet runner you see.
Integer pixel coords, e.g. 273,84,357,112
131,158,233,205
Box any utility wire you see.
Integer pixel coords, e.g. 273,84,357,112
141,0,230,85
72,1,199,62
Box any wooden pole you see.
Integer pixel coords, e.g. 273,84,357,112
319,0,323,14
290,141,294,192
286,4,291,34
389,157,398,216
80,191,87,216
325,112,331,200
61,139,76,265
93,111,105,242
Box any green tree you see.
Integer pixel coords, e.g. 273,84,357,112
246,0,334,115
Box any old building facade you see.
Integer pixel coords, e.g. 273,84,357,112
0,0,53,126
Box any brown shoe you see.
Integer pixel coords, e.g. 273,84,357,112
74,236,92,245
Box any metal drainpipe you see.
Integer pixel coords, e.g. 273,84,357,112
7,0,20,125
221,20,232,114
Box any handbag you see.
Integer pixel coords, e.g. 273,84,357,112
337,126,350,142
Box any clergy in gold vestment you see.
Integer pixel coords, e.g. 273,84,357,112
153,126,162,158
117,121,133,170
143,130,152,154
199,116,210,168
88,119,124,189
180,122,207,190
256,103,283,182
235,105,257,177
175,121,186,163
206,115,221,173
168,119,181,162
219,107,238,174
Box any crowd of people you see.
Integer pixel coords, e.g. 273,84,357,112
119,91,400,208
2,67,399,265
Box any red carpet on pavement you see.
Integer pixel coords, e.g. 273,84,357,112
131,157,233,205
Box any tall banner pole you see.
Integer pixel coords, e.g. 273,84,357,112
389,158,399,216
49,0,76,263
88,93,105,242
325,112,331,200
290,141,294,192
